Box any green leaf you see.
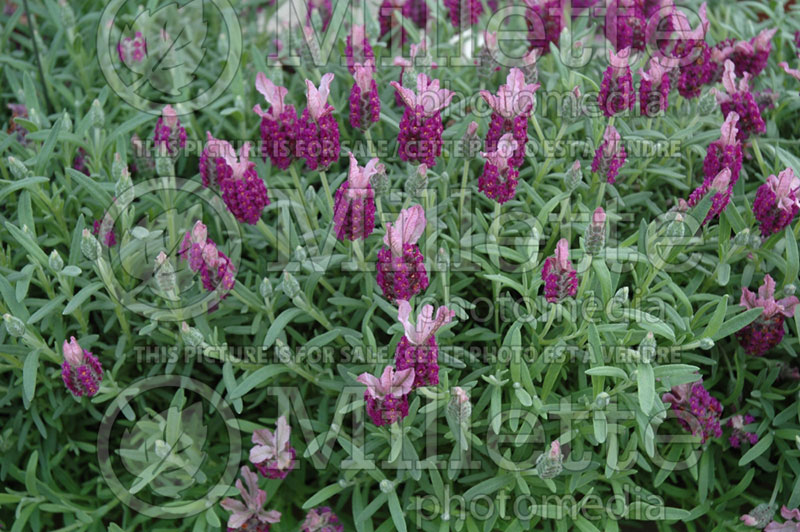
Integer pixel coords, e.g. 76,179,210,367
785,226,799,289
637,363,655,414
619,309,675,342
700,295,728,338
35,116,62,175
712,308,764,341
387,492,407,532
4,222,49,267
63,282,103,315
738,433,773,466
229,366,290,399
23,350,40,407
585,366,628,379
25,450,39,496
263,308,305,349
303,482,346,509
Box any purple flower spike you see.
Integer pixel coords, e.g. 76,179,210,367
220,466,281,532
357,365,415,426
391,74,455,168
250,416,296,479
302,506,344,532
754,167,800,237
662,378,722,443
394,300,455,389
333,153,382,241
541,238,578,303
376,205,429,303
598,47,635,117
591,124,627,184
254,73,300,170
736,275,799,356
61,336,103,398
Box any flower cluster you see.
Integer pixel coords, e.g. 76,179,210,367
736,274,799,356
592,124,627,184
254,73,299,170
357,365,415,426
220,466,281,531
394,300,455,389
349,62,381,131
250,416,296,479
727,414,758,448
152,104,187,156
391,73,454,167
598,48,635,117
376,205,429,302
662,379,723,443
713,60,766,142
525,0,563,53
753,167,800,237
541,239,578,303
298,74,341,171
178,221,236,300
480,68,539,173
61,336,103,398
301,507,344,532
200,133,269,224
333,153,382,241
117,31,146,64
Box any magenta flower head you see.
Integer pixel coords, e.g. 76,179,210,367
604,0,646,52
220,466,281,532
780,62,800,84
117,31,147,64
376,205,429,302
391,73,455,167
713,60,766,142
639,57,678,117
345,24,374,73
729,28,777,78
479,133,520,203
591,124,627,184
764,506,800,532
333,153,382,241
379,0,428,45
480,68,539,169
541,238,578,303
306,0,332,30
357,365,415,426
153,104,187,156
727,414,758,448
395,300,455,389
61,336,103,398
736,274,800,356
200,134,269,225
349,62,381,131
92,213,117,247
178,221,236,299
525,0,563,53
254,73,299,170
687,168,733,225
250,416,296,479
669,2,713,99
754,168,800,237
598,47,635,117
443,0,483,28
662,378,722,443
302,506,344,532
297,73,340,171
703,111,743,191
